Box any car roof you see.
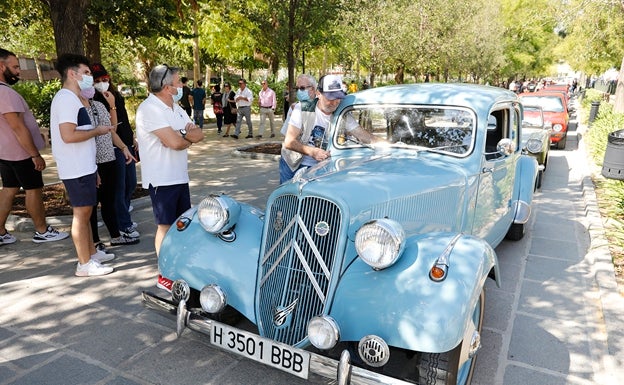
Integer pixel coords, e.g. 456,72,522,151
344,83,518,112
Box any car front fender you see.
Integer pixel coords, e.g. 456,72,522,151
513,154,538,223
328,232,499,353
158,204,264,322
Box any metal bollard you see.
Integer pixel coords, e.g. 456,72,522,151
588,101,600,125
602,129,624,180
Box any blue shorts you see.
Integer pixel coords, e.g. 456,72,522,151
148,183,191,225
0,158,44,190
62,172,97,207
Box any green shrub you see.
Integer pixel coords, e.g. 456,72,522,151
584,101,624,222
12,79,61,129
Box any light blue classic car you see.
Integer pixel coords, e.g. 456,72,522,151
143,83,538,385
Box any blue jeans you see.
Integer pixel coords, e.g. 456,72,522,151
279,157,307,184
114,148,137,230
193,109,205,128
234,106,253,136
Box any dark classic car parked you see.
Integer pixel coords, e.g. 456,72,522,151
143,83,538,385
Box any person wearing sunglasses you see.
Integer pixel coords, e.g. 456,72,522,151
135,64,204,257
279,74,317,136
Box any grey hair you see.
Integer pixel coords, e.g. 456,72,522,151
148,64,180,93
297,74,317,88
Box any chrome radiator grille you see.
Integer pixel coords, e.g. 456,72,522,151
258,195,342,346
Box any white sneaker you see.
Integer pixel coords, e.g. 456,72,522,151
75,259,114,277
91,249,115,263
128,205,134,212
32,225,70,243
0,231,17,245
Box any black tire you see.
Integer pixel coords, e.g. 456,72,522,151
505,222,525,241
536,170,543,190
417,290,485,385
556,135,567,150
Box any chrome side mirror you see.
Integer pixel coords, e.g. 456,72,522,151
497,138,514,156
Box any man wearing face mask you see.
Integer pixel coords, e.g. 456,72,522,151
50,53,117,277
135,64,204,257
279,74,377,184
0,48,69,247
91,63,140,243
280,74,317,136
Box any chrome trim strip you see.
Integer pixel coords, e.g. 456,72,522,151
142,291,413,385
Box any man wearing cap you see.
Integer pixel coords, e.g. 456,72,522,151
279,74,375,184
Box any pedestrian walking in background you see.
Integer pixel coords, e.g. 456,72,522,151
257,80,276,138
50,53,116,277
91,63,140,242
135,64,204,257
232,78,254,139
211,84,224,135
221,83,236,137
191,79,206,129
179,77,192,117
0,48,69,246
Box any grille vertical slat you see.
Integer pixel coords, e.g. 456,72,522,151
258,195,342,346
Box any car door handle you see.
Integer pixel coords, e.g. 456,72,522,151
482,167,493,173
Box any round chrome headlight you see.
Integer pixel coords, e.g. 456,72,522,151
197,195,241,233
552,123,563,132
355,219,405,269
308,316,340,350
526,138,542,154
200,284,227,313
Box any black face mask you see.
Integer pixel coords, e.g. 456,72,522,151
3,68,19,85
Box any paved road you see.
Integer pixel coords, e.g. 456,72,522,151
1,114,623,385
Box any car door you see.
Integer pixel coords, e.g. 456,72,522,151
474,105,520,246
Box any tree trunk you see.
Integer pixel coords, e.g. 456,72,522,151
394,64,404,84
615,55,624,114
192,17,200,82
45,0,91,56
84,22,101,63
286,0,296,104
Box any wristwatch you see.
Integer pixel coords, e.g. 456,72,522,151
180,129,192,144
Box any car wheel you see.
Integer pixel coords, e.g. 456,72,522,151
536,169,543,189
556,135,567,150
505,222,525,241
417,290,484,385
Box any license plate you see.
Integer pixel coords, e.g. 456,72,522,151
210,321,310,379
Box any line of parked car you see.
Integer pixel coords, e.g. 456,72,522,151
518,83,577,189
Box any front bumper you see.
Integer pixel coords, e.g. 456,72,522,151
142,291,412,385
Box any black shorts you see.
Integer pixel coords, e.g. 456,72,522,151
148,183,191,225
0,158,44,190
62,172,97,207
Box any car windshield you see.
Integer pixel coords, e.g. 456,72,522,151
519,95,564,112
334,105,475,156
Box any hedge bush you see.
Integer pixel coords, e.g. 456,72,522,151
12,80,61,129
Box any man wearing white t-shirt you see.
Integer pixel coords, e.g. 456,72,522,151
50,54,116,277
136,64,204,256
279,74,377,184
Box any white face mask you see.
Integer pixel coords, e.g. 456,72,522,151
94,81,110,93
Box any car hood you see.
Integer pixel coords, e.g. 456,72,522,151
521,127,548,146
283,152,471,237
